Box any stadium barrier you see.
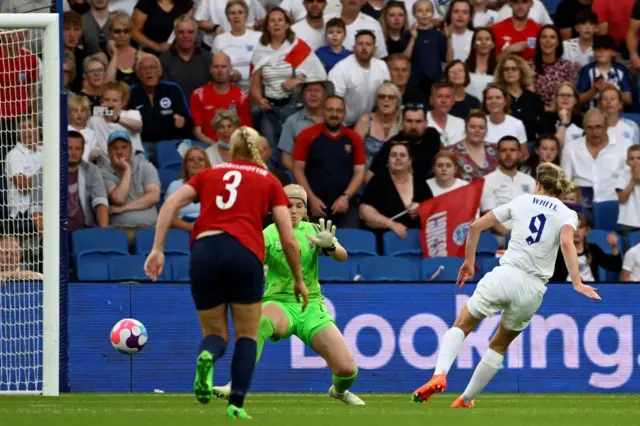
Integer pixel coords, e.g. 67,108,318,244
2,282,639,393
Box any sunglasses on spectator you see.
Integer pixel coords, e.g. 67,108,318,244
404,103,425,110
304,0,326,3
378,94,395,101
112,28,131,35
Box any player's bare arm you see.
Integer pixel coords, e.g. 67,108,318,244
458,212,500,286
559,225,601,300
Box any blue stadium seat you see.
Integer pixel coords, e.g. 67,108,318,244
134,229,190,256
478,232,498,255
170,256,190,282
318,257,356,281
420,257,465,281
155,140,183,172
622,112,640,128
383,229,422,257
587,230,623,255
72,228,129,261
76,255,120,281
335,229,377,257
357,256,417,281
543,0,561,15
592,201,619,232
108,255,171,281
481,257,500,276
158,169,178,196
629,232,640,249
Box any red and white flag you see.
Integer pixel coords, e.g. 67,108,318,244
418,179,485,258
250,37,327,79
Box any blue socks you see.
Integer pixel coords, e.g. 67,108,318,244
199,334,227,360
229,337,257,408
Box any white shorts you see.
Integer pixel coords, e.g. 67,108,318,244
467,264,547,331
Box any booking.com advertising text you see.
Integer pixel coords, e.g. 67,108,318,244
45,283,640,392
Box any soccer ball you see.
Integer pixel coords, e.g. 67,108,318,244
110,318,148,354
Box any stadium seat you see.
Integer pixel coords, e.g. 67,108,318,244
478,232,498,255
158,169,178,195
420,257,466,281
170,256,190,282
592,201,619,232
155,140,183,172
383,229,422,257
543,0,561,15
318,257,356,281
622,112,640,128
628,232,640,249
481,257,500,276
76,255,119,281
357,256,417,281
72,228,129,261
335,229,377,257
134,229,189,256
587,230,623,255
108,255,171,281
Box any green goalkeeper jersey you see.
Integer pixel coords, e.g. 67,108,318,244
263,221,336,303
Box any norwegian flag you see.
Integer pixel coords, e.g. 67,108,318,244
250,37,327,79
418,179,485,258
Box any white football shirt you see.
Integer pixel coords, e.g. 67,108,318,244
493,194,578,281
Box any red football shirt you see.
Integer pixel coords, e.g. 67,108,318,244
492,18,541,61
0,47,39,118
186,160,290,262
189,83,253,141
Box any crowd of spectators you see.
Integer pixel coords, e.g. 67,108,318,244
1,0,640,281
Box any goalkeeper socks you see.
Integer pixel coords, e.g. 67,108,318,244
229,337,257,408
434,327,466,375
461,348,503,403
199,334,227,361
332,366,358,393
256,316,275,363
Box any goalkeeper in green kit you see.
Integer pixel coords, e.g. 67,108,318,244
213,184,365,406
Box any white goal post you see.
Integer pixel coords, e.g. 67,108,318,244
0,14,60,396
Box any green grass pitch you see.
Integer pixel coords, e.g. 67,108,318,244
0,394,640,426
1,394,639,425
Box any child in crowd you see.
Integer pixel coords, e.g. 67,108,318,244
315,18,352,73
577,35,632,108
562,9,597,68
405,0,447,96
472,0,499,28
617,145,640,239
67,95,99,163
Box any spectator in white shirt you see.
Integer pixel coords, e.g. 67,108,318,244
482,83,527,146
196,0,265,49
497,0,552,25
480,135,535,236
292,0,328,50
621,243,640,281
427,81,466,147
5,116,43,223
561,108,628,206
600,85,640,146
329,0,388,58
426,150,469,196
445,0,474,62
68,95,99,163
211,0,262,91
616,145,640,235
329,30,391,125
472,0,500,27
87,81,144,167
562,9,596,68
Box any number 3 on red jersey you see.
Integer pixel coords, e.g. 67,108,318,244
216,170,242,210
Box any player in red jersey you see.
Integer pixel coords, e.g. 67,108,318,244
144,126,308,420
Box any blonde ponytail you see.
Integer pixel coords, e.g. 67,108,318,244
536,162,574,197
230,126,267,168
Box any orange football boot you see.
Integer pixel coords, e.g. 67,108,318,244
451,396,474,408
411,373,447,403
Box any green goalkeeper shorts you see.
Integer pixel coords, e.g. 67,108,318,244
262,299,335,346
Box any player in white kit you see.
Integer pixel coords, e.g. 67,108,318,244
412,163,601,407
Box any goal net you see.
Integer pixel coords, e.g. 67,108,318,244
0,14,60,396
